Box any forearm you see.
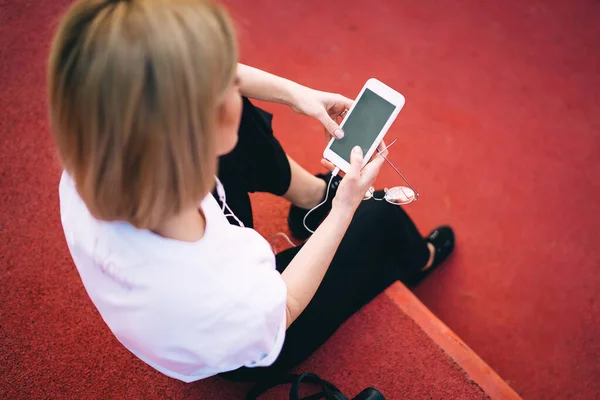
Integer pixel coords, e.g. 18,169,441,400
237,63,301,106
281,205,354,328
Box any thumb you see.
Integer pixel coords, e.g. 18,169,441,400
318,112,344,139
348,146,363,177
361,153,385,183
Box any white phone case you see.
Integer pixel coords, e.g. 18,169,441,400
323,78,405,173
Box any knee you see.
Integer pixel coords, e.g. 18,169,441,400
354,200,419,245
353,198,403,229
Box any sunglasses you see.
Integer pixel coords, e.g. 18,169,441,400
363,138,419,205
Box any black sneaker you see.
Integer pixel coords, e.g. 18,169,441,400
426,225,455,270
287,173,342,240
406,226,455,287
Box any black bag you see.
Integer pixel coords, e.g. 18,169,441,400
246,372,385,400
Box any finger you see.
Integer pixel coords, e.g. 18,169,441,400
376,140,389,158
348,146,363,178
318,111,344,140
361,154,385,183
367,140,387,162
335,94,354,111
320,158,336,171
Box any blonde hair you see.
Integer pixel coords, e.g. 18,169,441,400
48,0,237,229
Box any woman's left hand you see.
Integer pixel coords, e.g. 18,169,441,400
290,86,353,140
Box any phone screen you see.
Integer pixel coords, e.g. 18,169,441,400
330,88,396,163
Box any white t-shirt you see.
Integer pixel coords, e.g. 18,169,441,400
58,173,287,382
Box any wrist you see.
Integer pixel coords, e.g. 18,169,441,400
330,200,357,220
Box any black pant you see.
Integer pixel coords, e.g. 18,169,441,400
219,98,430,382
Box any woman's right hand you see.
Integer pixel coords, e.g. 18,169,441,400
332,143,387,213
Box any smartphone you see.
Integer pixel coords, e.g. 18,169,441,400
323,78,405,173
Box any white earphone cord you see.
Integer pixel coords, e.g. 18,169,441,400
215,177,245,228
302,167,339,234
223,202,245,227
272,141,403,251
215,171,340,251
